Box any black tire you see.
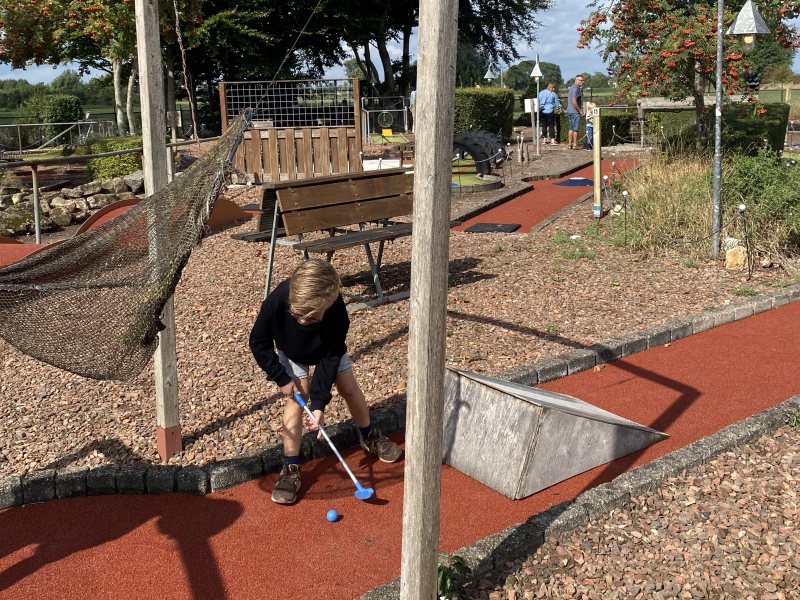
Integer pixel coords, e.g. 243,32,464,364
452,134,491,176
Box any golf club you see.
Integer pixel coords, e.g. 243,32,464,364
293,392,375,500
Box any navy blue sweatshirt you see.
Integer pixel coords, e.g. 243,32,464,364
249,278,349,412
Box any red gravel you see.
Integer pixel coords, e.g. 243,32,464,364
1,303,799,600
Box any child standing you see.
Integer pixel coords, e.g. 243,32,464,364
585,102,596,152
249,259,403,505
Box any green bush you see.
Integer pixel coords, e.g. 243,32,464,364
85,136,143,181
722,102,789,155
18,93,83,139
453,87,515,140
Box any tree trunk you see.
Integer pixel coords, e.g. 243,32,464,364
375,35,397,96
693,89,704,147
127,60,139,136
401,21,412,98
165,45,179,143
113,58,127,136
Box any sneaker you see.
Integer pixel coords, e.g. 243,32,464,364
359,428,403,463
271,463,301,504
551,140,559,145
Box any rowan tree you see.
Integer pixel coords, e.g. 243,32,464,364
577,0,800,142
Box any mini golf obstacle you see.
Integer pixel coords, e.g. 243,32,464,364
442,367,668,499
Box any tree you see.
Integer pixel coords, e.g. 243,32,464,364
523,62,564,98
343,57,367,79
748,33,795,76
763,63,795,82
578,0,800,143
455,40,490,87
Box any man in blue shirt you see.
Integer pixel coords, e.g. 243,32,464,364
566,75,584,150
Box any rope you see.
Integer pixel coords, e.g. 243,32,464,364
172,0,200,148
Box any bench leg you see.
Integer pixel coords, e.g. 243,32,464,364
263,201,280,300
297,233,309,260
363,243,385,302
376,240,385,271
326,228,336,262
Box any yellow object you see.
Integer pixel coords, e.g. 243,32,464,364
382,128,393,136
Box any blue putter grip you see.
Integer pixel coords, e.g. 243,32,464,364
293,392,307,408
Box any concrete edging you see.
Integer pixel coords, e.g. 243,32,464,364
1,286,798,512
360,393,800,599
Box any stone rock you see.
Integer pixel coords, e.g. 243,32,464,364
0,228,13,237
41,190,61,201
0,186,20,194
123,170,144,193
0,211,30,235
11,193,26,204
146,465,180,494
73,198,88,211
0,195,12,209
86,466,117,495
50,196,75,210
725,246,748,270
177,465,209,495
0,476,23,509
55,468,88,499
61,187,83,199
73,209,90,224
117,464,147,494
760,255,772,268
87,193,119,209
101,177,128,194
116,191,136,200
22,469,56,504
49,198,76,211
39,199,51,214
49,206,74,227
79,181,102,196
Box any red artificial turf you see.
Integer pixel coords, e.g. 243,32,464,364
0,244,47,267
2,262,799,600
454,160,638,232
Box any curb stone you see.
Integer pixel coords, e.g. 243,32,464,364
359,394,800,600
0,287,798,508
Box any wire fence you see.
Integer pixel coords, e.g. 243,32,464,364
220,79,358,129
361,96,409,144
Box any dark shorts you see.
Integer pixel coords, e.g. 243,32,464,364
568,113,581,132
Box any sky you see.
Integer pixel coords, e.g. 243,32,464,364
2,0,799,86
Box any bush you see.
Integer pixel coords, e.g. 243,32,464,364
453,87,515,140
722,102,789,155
85,136,143,181
18,93,83,139
609,148,800,258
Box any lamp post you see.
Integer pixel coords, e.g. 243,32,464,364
531,55,543,157
711,0,769,257
484,67,495,87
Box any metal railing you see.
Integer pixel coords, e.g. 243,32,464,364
0,121,116,157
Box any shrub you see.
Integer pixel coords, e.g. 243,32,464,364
609,148,800,257
18,93,83,139
454,87,515,140
85,136,143,181
722,102,789,155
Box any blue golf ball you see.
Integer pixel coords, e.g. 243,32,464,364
327,509,339,522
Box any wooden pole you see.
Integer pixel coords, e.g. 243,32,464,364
135,0,182,461
400,0,458,597
592,107,602,218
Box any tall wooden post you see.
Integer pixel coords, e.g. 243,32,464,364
592,107,602,218
135,0,182,461
400,0,459,597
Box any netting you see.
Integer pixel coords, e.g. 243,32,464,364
0,110,251,381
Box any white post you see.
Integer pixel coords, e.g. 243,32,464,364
400,0,458,597
135,0,182,461
592,106,602,218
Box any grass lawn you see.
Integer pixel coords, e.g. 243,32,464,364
451,158,488,186
370,133,408,144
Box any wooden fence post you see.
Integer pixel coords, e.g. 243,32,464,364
400,0,459,597
135,0,181,461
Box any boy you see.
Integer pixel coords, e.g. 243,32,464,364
249,259,403,505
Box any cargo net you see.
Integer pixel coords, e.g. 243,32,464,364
0,111,251,381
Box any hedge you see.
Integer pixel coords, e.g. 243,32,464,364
85,136,143,181
722,102,789,155
20,94,83,139
453,87,515,140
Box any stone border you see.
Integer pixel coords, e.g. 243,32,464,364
1,286,798,511
520,156,593,182
360,394,800,599
452,175,503,194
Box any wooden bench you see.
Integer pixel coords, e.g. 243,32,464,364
258,167,420,307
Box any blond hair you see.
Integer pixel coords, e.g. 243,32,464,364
547,83,556,91
289,259,341,314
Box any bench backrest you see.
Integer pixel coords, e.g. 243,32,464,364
274,169,413,235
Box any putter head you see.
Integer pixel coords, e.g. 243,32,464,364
355,487,375,500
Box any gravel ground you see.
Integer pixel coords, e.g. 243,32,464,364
464,424,800,600
0,158,793,477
